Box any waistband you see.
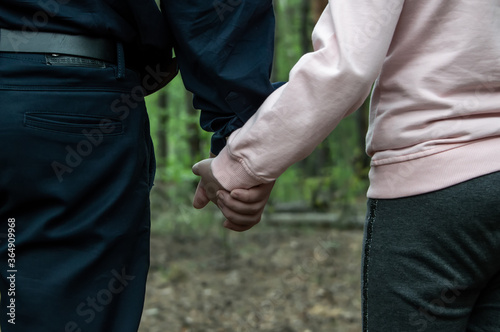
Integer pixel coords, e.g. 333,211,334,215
0,28,177,95
367,136,500,199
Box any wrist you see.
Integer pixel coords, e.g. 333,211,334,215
212,147,262,191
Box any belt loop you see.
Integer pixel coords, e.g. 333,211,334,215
115,42,125,80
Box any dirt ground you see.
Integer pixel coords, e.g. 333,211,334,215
139,224,364,332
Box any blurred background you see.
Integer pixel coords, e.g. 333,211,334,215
141,0,367,331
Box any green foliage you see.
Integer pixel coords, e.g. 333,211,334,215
145,76,211,184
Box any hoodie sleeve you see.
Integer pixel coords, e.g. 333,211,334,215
211,0,405,190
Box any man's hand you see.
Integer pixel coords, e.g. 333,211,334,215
192,158,222,209
192,159,275,232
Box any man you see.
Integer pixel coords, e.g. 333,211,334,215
0,0,277,330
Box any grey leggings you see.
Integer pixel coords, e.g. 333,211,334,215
362,171,500,331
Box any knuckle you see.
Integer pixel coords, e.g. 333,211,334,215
239,192,251,202
222,211,235,221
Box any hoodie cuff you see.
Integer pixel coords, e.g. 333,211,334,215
212,146,264,192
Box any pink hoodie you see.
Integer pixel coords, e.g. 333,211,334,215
212,0,500,199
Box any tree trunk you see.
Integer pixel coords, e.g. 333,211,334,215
271,0,280,82
156,90,169,183
300,0,312,54
356,98,371,173
312,0,329,22
185,91,202,162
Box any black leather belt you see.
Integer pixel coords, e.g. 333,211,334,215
0,28,117,63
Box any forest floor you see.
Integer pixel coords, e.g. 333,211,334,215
139,220,364,332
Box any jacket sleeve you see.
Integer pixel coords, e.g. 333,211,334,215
211,0,405,190
160,0,280,155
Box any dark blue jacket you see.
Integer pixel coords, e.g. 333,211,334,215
0,0,278,154
161,0,280,154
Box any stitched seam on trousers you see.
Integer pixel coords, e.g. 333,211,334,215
363,199,377,332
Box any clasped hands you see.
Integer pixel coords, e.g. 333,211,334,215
192,159,274,232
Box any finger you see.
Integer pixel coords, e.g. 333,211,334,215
193,181,210,209
218,201,262,227
217,191,263,216
230,182,275,203
223,220,255,232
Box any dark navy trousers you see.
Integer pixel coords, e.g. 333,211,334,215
0,52,155,331
362,171,500,331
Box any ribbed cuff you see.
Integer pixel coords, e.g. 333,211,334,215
212,147,263,191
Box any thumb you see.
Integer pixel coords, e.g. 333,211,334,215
192,158,212,176
193,181,210,209
192,161,201,176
